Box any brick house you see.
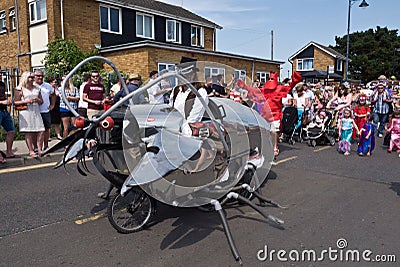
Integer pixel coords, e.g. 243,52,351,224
288,41,346,84
0,0,284,94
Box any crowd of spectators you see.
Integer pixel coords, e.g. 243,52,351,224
2,69,400,162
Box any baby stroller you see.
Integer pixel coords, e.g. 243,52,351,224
280,106,299,145
303,110,336,147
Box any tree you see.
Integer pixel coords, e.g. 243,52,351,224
331,26,400,83
43,38,101,78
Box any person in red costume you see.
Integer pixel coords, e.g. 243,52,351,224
237,71,302,156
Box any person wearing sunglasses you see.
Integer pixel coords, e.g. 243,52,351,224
83,70,106,119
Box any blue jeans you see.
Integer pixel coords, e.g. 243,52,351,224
373,113,387,135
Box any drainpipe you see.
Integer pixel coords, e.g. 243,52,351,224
60,0,64,39
251,60,255,83
15,0,20,74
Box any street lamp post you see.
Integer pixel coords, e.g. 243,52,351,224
345,0,369,82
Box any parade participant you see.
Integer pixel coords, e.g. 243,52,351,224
338,108,359,156
237,71,302,156
170,57,209,172
357,114,375,156
387,110,400,154
353,94,370,139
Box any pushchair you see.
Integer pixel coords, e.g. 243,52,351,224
302,110,336,147
280,106,299,145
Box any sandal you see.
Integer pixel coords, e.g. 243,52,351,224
29,152,38,158
274,148,279,156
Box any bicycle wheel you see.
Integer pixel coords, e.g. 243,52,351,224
107,188,155,234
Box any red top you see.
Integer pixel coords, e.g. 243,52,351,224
83,82,105,110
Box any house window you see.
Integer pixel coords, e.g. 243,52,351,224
29,0,47,24
257,72,270,84
234,70,246,80
166,20,181,43
191,25,203,47
136,13,154,39
100,5,121,34
336,59,343,72
9,8,16,31
205,67,225,82
297,58,314,71
158,63,177,88
0,11,6,33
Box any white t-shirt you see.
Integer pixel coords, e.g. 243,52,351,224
171,87,209,123
147,79,164,104
35,82,54,113
293,92,307,109
78,82,88,109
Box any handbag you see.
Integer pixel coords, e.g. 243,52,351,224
14,89,27,111
14,103,28,111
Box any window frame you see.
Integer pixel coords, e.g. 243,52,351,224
158,62,178,89
9,8,16,31
99,5,122,35
297,58,314,71
0,11,6,33
336,59,343,72
191,25,203,47
29,0,47,25
234,69,246,80
136,12,154,39
205,67,225,83
256,71,270,84
166,19,181,43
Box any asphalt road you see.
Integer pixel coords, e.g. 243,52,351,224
0,137,399,266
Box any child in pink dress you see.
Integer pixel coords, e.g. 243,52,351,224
387,110,400,155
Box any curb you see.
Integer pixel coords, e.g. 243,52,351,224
0,152,65,169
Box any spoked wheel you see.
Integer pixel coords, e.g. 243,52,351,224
310,140,317,147
107,188,155,234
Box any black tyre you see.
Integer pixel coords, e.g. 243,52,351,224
107,188,155,234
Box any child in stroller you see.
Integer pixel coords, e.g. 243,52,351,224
303,109,336,147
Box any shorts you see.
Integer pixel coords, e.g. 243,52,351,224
60,111,75,118
0,110,15,132
40,112,52,129
270,120,281,132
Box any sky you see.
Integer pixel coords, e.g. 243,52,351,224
158,0,400,80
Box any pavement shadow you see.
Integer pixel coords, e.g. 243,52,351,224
389,182,400,197
159,206,222,250
159,198,284,251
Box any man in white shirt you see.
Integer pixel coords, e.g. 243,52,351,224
35,70,55,153
78,74,90,117
147,70,170,104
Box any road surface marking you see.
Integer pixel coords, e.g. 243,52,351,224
75,213,106,225
273,156,297,165
0,158,92,174
313,146,332,152
0,162,57,174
